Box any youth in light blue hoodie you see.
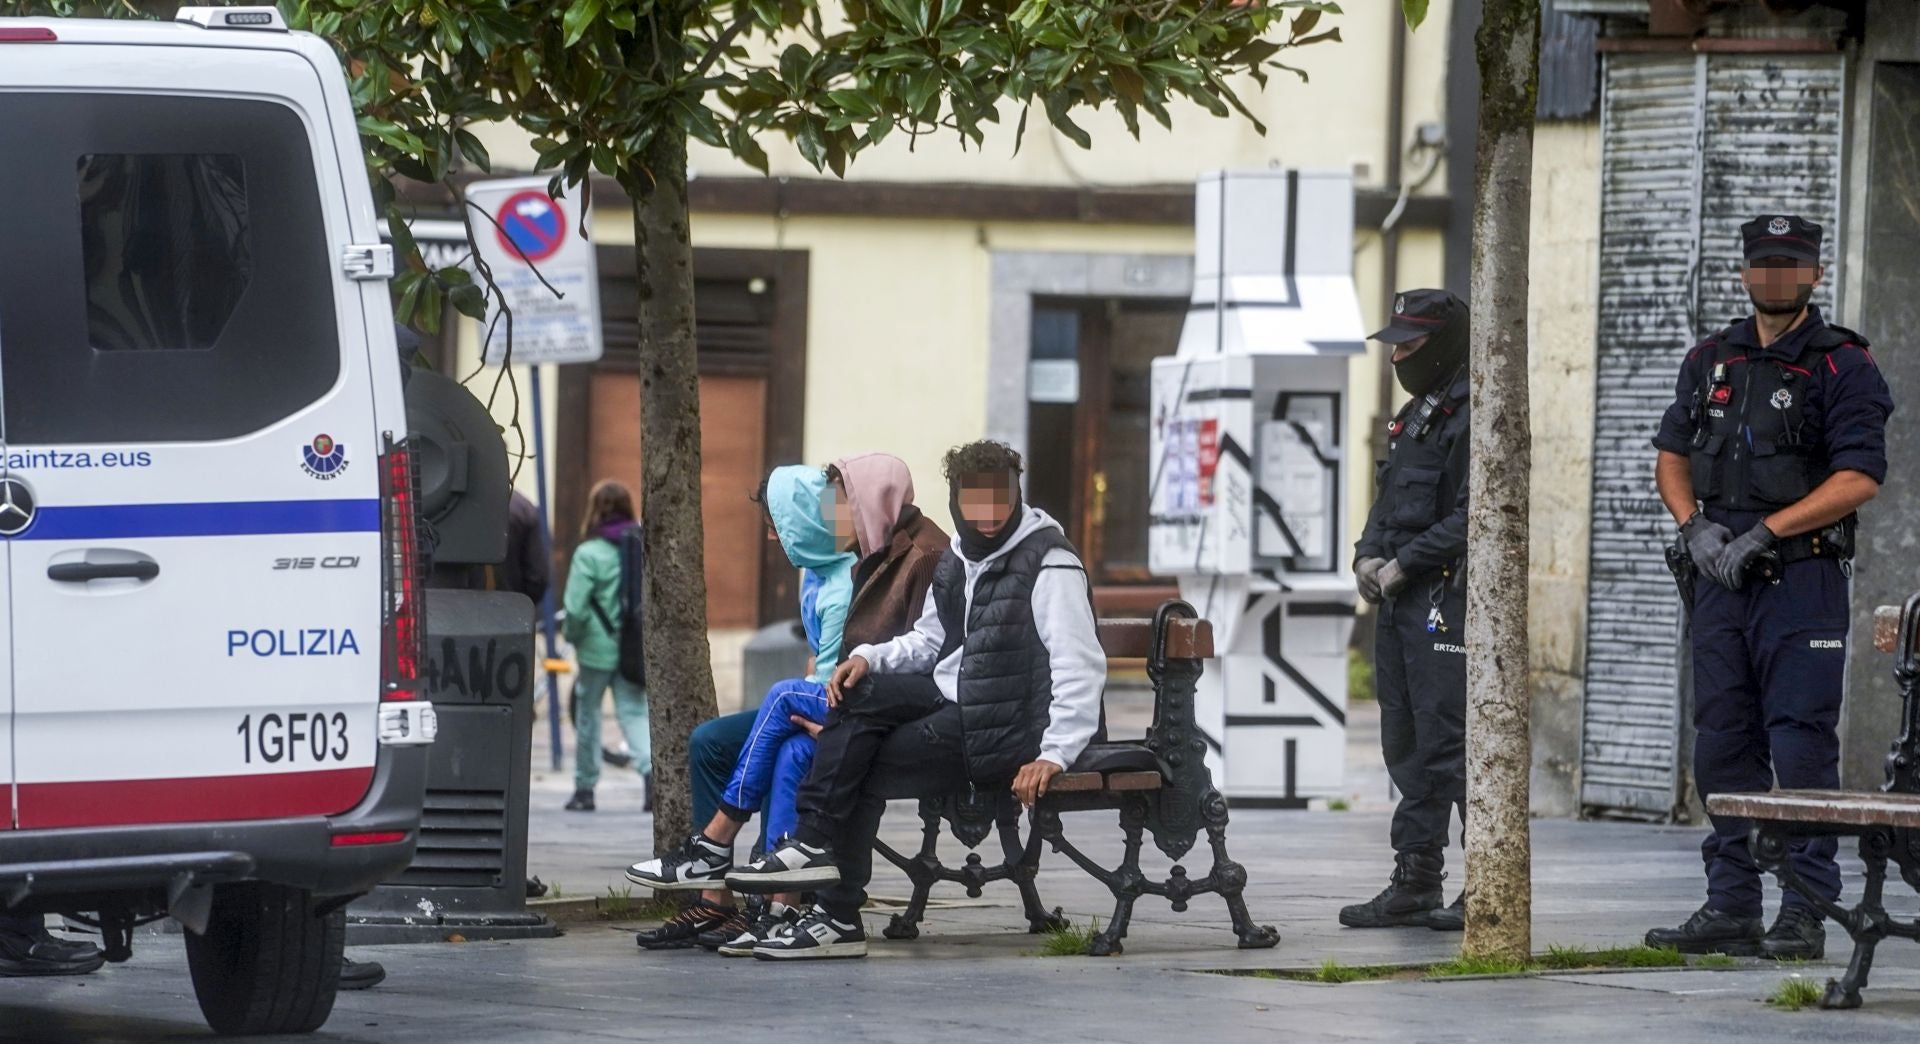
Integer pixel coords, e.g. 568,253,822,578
719,465,856,840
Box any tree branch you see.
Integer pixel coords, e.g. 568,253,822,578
691,11,753,82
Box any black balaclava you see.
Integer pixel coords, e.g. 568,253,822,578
950,472,1025,560
1392,300,1470,396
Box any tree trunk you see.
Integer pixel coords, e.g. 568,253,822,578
1462,0,1540,961
631,122,718,853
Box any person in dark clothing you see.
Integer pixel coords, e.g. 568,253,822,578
1644,215,1893,961
0,913,104,977
627,454,949,952
1342,289,1472,933
726,440,1107,960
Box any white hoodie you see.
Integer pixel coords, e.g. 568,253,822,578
849,507,1107,771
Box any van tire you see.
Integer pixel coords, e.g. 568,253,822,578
185,882,343,1036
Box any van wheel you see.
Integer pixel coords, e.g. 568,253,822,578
185,882,343,1036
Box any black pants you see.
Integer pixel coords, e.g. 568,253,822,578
794,674,970,918
1375,573,1467,856
1690,556,1847,917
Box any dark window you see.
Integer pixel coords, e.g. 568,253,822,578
78,154,252,353
0,94,340,444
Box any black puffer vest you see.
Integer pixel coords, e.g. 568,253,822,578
930,525,1082,785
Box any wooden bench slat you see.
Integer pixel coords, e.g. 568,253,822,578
1051,772,1105,793
1873,605,1901,653
1706,789,1920,828
1105,771,1162,791
1097,618,1213,660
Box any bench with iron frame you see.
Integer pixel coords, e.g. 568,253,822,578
1705,591,1920,1009
873,600,1280,956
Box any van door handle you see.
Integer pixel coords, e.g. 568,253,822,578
49,560,160,583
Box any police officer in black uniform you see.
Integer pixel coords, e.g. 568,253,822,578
1646,215,1893,960
1342,289,1471,933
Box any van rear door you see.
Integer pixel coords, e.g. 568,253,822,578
0,45,384,829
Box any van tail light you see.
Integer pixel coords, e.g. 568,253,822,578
379,436,426,700
0,28,57,42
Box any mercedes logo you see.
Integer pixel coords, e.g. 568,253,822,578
0,476,37,537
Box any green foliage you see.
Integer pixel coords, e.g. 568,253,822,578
1310,958,1398,983
1428,953,1531,978
1326,797,1351,812
1693,953,1739,969
1,0,1345,333
1401,0,1428,32
1767,975,1823,1011
1347,646,1374,702
1040,916,1099,956
602,884,634,917
1537,944,1685,971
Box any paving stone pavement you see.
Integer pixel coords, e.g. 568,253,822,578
9,699,1920,1041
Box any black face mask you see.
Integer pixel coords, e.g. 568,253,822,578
950,480,1025,560
1392,306,1470,396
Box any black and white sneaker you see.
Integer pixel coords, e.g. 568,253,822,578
725,838,840,893
752,906,867,961
626,834,733,891
718,901,802,958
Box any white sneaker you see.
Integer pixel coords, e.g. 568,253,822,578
625,834,732,891
724,838,840,893
717,902,802,958
752,906,868,961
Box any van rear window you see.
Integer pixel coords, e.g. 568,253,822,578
0,94,341,445
78,153,252,353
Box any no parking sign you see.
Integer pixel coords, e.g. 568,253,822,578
467,176,603,366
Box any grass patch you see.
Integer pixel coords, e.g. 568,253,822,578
1693,953,1740,969
1311,959,1400,984
1428,953,1532,978
1768,975,1824,1011
1326,798,1352,812
1347,648,1375,703
1040,917,1100,956
548,882,563,899
1537,944,1686,972
602,885,634,918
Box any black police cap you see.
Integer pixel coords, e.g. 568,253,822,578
1742,214,1822,264
1370,288,1463,345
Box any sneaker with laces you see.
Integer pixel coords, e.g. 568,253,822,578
719,902,803,958
725,838,839,894
634,898,739,951
627,834,733,891
695,910,751,952
751,905,866,961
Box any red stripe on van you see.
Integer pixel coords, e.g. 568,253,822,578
15,767,375,829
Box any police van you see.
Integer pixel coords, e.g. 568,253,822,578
0,7,435,1035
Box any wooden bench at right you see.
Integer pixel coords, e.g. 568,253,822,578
1704,597,1920,1010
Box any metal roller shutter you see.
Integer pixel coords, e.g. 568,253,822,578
1581,53,1844,820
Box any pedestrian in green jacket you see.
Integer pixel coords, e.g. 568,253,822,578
562,479,648,812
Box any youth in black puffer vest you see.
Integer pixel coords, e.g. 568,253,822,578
929,526,1082,784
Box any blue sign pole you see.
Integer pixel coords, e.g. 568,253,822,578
528,365,565,771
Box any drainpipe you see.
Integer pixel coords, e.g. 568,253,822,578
1374,10,1410,466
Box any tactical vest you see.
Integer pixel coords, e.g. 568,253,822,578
1373,372,1469,564
1686,324,1862,513
930,526,1083,785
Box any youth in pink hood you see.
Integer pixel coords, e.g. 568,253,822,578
832,452,914,559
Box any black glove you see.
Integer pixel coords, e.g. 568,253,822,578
1705,522,1778,590
1377,558,1410,599
1679,512,1733,569
1355,558,1388,604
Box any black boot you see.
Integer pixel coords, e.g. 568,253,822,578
1339,851,1445,928
339,958,386,990
565,788,595,812
1426,893,1465,932
1761,905,1826,961
1644,903,1763,956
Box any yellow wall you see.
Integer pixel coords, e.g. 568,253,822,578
1525,120,1604,814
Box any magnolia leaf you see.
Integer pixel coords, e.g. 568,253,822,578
1402,0,1428,31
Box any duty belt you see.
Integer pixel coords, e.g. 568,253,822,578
1751,519,1855,583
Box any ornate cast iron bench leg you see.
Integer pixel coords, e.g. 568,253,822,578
1753,824,1900,1010
876,798,946,941
1201,789,1279,949
996,797,1066,934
